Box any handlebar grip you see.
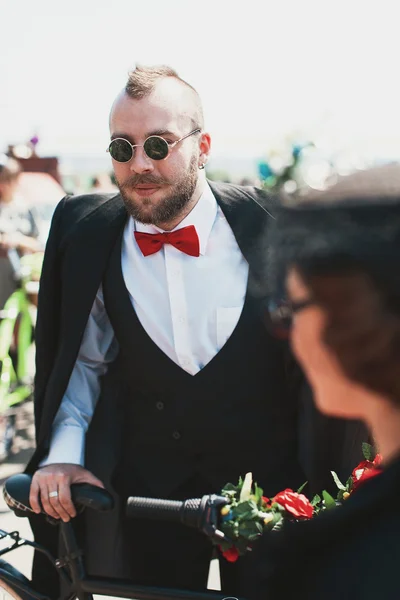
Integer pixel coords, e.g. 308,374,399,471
126,496,203,528
126,497,184,519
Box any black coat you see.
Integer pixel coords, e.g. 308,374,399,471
25,181,367,592
249,455,400,600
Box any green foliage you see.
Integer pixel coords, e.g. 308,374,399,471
217,444,377,561
218,472,316,557
297,481,308,494
218,474,274,556
311,494,321,506
346,476,353,489
362,442,376,461
331,471,346,491
231,500,259,520
253,482,264,503
238,520,263,541
322,490,337,510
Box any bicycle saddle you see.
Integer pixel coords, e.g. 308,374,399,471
3,473,114,516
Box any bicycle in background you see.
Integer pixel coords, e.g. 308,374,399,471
0,250,43,460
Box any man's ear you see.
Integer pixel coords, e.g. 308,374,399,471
199,132,211,169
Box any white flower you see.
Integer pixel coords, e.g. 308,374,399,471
239,472,253,502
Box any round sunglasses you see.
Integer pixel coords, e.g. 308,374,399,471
107,128,201,163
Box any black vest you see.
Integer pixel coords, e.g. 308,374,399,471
102,232,305,497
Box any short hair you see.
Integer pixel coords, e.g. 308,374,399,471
125,64,204,128
0,156,21,185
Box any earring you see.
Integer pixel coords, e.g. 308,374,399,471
199,163,206,170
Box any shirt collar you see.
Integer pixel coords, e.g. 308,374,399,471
133,183,218,256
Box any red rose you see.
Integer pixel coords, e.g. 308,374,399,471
272,488,313,519
221,546,239,562
261,496,270,506
351,454,383,491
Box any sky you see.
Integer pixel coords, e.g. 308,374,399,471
1,0,400,167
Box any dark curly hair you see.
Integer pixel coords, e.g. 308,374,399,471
299,263,400,405
271,163,400,405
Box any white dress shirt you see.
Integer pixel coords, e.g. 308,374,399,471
42,184,249,466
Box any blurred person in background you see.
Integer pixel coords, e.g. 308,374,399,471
249,164,400,600
26,64,365,597
0,155,42,308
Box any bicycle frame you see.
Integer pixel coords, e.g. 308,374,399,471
0,523,241,600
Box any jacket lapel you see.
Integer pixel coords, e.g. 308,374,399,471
209,180,275,302
59,194,127,346
38,195,127,443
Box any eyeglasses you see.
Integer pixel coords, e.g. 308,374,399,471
267,297,315,338
107,128,201,163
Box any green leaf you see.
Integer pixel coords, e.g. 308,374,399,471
253,483,264,503
220,521,239,539
362,442,375,461
232,500,258,517
297,481,308,494
271,512,284,527
322,490,337,510
238,520,263,540
271,517,284,531
221,483,238,494
270,501,287,514
311,494,321,506
331,471,346,491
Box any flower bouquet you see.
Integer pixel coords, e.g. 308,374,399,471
217,442,382,562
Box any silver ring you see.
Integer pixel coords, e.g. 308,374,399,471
49,491,59,498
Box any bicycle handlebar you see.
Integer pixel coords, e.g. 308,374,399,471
3,473,114,517
126,494,230,543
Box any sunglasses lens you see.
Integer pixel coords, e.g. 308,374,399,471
144,136,169,160
109,139,133,162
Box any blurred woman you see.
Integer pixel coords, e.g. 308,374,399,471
251,164,400,600
0,156,42,308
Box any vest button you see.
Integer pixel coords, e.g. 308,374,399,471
156,401,164,411
172,431,181,440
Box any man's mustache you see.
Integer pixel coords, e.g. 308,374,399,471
120,175,170,189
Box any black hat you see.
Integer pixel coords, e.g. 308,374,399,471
267,163,400,303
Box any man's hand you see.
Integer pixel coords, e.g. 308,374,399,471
29,464,105,522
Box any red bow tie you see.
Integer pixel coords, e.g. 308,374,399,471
134,225,200,257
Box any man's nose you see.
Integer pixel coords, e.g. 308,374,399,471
129,146,154,174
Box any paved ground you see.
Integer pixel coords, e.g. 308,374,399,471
0,401,221,594
0,401,35,579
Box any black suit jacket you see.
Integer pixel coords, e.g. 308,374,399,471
26,181,367,590
27,181,366,481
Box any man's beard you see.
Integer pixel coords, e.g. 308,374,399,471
116,155,198,226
